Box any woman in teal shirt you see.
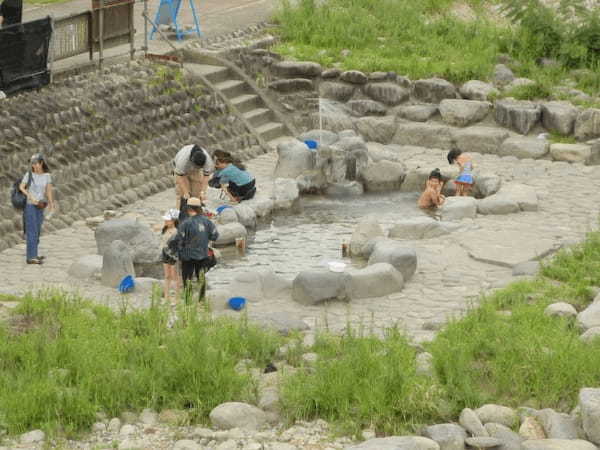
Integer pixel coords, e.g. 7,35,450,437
213,152,256,203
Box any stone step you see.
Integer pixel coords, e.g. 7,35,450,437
188,64,231,85
256,122,286,143
243,108,272,128
214,79,249,99
230,94,262,114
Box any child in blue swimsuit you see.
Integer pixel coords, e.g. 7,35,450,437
447,148,474,196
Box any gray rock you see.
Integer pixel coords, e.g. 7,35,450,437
229,269,291,302
401,166,459,193
465,437,502,448
476,404,518,428
389,217,459,240
544,302,577,318
320,82,356,102
355,116,397,143
108,417,121,432
541,101,579,136
68,254,103,280
292,270,350,305
580,327,600,343
500,183,538,212
363,82,410,106
119,424,136,436
499,137,549,159
453,126,509,155
440,197,477,221
459,407,489,437
347,263,404,298
495,100,542,135
209,402,267,431
298,129,339,147
477,194,520,215
139,409,158,425
233,204,257,229
326,181,364,197
368,241,417,281
588,139,600,166
340,70,368,84
512,261,540,276
393,123,454,149
473,172,502,198
252,312,309,336
460,80,499,101
95,218,160,264
322,68,341,78
346,436,441,450
506,77,536,90
274,139,315,179
350,220,385,257
20,430,45,444
550,143,592,164
580,388,600,444
359,160,406,192
243,197,273,218
522,439,597,450
414,78,457,103
271,61,322,78
422,423,466,450
575,109,600,141
395,104,439,122
101,240,135,288
577,298,600,330
347,100,387,116
439,99,491,127
173,440,202,450
269,78,313,93
484,422,523,450
214,222,247,246
273,178,300,210
493,64,515,86
536,409,580,439
217,208,239,225
258,387,280,414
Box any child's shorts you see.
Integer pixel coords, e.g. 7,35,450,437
161,249,177,265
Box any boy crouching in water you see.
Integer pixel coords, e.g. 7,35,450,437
418,168,446,210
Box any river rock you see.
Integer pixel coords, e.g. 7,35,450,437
477,193,520,215
465,437,502,448
414,78,457,103
422,423,466,450
522,439,598,450
388,217,459,240
101,240,135,288
395,104,439,122
271,61,322,78
580,327,600,343
350,220,385,257
354,116,397,143
209,402,267,431
347,100,387,116
393,123,454,149
580,388,600,444
68,254,103,280
214,222,247,246
274,139,315,178
536,409,580,439
217,208,238,225
440,197,477,221
541,101,578,135
298,129,339,147
363,82,410,106
269,78,313,93
499,136,549,159
20,430,45,444
577,298,600,330
472,172,502,198
320,82,356,102
484,422,523,450
439,99,491,127
340,70,368,84
273,178,300,209
95,218,160,264
574,109,600,140
459,407,489,437
495,100,542,135
453,126,509,155
326,181,364,197
232,204,256,229
512,260,540,276
359,160,406,191
520,416,546,440
550,143,592,164
459,80,499,101
476,404,518,428
173,440,202,450
493,64,515,86
292,270,351,305
544,302,577,318
347,263,404,298
368,241,417,281
346,436,440,450
229,270,291,302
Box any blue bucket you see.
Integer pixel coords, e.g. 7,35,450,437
216,205,232,214
118,275,135,293
304,140,318,150
228,296,247,311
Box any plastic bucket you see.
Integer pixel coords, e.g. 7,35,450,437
304,140,318,150
228,296,247,311
216,205,232,214
118,275,135,293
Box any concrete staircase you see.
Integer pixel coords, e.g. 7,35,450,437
183,50,296,150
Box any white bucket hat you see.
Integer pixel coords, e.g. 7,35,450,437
162,209,180,221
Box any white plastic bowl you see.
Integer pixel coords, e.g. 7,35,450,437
328,261,346,273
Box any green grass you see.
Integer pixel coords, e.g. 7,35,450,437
0,290,282,437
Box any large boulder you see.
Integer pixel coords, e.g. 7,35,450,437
388,217,459,240
95,218,160,264
439,99,491,127
550,143,592,164
580,388,600,445
541,101,579,136
347,100,387,116
477,193,520,215
475,404,518,428
393,123,454,149
495,100,541,135
459,80,499,101
484,423,523,450
354,116,397,143
414,78,457,103
358,160,406,192
298,129,339,147
499,136,549,159
350,220,385,257
228,270,291,303
269,78,313,93
535,409,580,439
292,270,351,305
401,166,458,193
319,81,356,102
440,197,477,221
271,61,322,78
233,204,256,229
395,105,439,122
347,263,404,298
422,423,466,450
574,108,600,141
577,298,600,330
346,436,440,450
101,240,135,288
325,181,364,197
274,139,315,179
214,222,247,246
453,126,509,155
363,82,410,106
500,183,538,211
472,172,502,198
272,178,300,210
209,402,267,431
493,64,515,86
459,407,489,437
521,439,598,450
367,240,417,281
68,254,103,280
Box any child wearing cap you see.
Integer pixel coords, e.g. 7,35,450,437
160,209,181,304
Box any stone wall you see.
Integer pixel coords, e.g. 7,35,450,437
0,59,264,251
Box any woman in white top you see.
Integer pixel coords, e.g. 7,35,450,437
19,153,55,264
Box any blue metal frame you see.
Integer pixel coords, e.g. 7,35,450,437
149,0,201,41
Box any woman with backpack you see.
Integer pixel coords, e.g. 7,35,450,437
19,153,54,264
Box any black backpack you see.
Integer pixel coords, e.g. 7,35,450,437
10,171,31,210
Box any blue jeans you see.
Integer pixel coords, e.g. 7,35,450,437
24,204,44,260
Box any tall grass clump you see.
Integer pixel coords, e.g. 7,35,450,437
280,327,448,436
0,290,282,437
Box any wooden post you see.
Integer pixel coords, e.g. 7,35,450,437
98,0,104,70
128,0,134,60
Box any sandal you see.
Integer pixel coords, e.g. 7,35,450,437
26,258,43,265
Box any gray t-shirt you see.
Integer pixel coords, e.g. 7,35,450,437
22,172,52,203
173,145,214,176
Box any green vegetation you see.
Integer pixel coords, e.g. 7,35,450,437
549,131,578,144
273,0,600,96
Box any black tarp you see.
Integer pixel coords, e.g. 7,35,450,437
0,16,51,95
